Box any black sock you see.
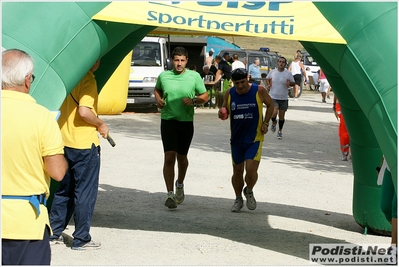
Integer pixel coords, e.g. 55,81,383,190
278,119,285,131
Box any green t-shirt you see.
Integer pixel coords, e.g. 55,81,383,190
156,69,206,121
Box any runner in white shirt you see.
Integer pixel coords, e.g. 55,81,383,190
266,57,295,140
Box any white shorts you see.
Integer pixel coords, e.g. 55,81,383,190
319,78,330,93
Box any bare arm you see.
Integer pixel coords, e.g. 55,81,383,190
286,79,295,87
258,85,274,134
196,91,209,104
266,78,272,90
43,154,68,181
78,106,109,139
182,91,209,106
215,69,223,83
300,63,307,79
218,89,231,119
154,87,165,109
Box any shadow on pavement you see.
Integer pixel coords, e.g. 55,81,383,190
79,184,366,262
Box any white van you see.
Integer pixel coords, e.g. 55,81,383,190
127,37,172,106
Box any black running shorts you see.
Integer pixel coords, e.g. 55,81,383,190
161,119,194,155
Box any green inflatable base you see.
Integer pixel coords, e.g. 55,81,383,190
352,179,392,236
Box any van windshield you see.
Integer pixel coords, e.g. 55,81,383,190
132,42,161,66
303,54,319,66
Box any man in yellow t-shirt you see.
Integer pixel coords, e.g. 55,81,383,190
49,60,109,251
2,49,68,265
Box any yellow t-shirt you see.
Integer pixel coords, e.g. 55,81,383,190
58,71,100,149
1,90,64,240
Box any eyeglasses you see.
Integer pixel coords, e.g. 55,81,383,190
26,73,35,83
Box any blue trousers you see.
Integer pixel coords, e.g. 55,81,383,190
2,226,50,265
49,144,100,247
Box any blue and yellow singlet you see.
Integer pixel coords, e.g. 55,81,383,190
227,84,264,145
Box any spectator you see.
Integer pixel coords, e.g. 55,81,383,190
209,58,218,76
201,65,216,107
260,73,268,92
49,59,110,251
266,57,295,140
248,58,261,85
200,65,215,80
2,49,67,265
288,55,307,100
222,52,234,65
214,55,232,93
206,50,214,67
318,68,330,103
231,53,246,71
294,49,302,60
154,46,208,209
218,68,274,212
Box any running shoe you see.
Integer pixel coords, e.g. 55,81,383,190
175,180,185,204
277,131,282,140
72,240,101,251
165,192,177,209
50,235,64,246
231,198,243,212
243,186,257,210
270,124,276,133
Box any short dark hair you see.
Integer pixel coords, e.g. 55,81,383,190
215,55,222,61
208,51,213,56
172,46,188,59
278,56,287,64
231,68,248,81
232,54,239,60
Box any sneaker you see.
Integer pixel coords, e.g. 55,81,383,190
294,97,298,101
277,131,282,140
341,155,348,161
71,240,101,251
50,235,64,246
327,94,331,99
231,198,243,212
243,186,257,210
270,124,276,133
165,192,177,209
322,99,327,103
175,180,185,204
